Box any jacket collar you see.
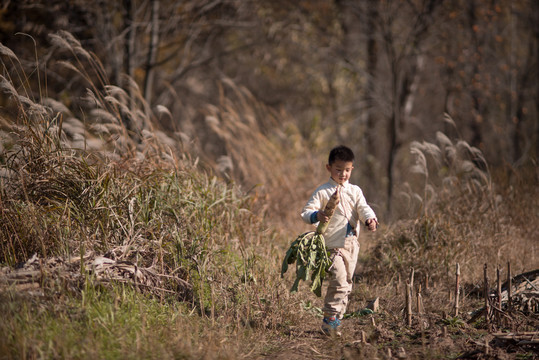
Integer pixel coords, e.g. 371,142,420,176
329,177,349,187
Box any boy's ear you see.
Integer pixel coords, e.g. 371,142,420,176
326,164,331,172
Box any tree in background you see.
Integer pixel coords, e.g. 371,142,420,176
1,0,537,219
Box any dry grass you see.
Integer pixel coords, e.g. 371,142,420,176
387,124,537,282
1,33,537,359
0,32,309,359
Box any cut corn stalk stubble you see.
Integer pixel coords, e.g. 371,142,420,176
281,187,340,297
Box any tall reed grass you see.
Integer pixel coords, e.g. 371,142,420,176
362,118,537,289
0,33,297,358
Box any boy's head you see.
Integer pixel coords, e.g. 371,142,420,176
328,145,355,165
327,145,355,185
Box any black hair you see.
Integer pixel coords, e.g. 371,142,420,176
328,145,355,164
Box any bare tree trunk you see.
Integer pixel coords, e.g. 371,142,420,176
98,2,123,86
530,1,539,167
380,0,441,215
467,0,483,148
387,110,399,215
511,4,538,166
536,50,539,170
124,0,136,110
380,3,398,215
512,92,524,164
386,53,415,215
366,0,378,139
327,71,342,144
536,55,539,170
365,0,379,194
144,0,159,106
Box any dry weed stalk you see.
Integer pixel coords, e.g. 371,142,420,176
454,263,460,316
406,282,412,326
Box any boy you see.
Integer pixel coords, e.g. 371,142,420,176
301,145,378,336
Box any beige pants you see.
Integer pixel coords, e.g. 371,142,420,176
323,236,360,319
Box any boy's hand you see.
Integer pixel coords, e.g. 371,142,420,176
366,218,379,232
317,211,330,223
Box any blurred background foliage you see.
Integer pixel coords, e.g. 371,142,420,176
0,0,537,221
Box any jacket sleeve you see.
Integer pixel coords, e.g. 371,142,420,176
301,188,326,225
355,188,377,224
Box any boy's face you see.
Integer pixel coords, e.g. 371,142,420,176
326,160,354,185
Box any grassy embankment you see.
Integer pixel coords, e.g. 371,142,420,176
0,35,289,359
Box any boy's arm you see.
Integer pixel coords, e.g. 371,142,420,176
355,189,378,231
301,190,326,225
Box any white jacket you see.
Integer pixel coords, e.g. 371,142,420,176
301,178,377,249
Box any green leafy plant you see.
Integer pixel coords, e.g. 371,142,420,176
281,231,331,296
301,300,323,317
343,308,374,319
441,316,465,329
281,187,339,297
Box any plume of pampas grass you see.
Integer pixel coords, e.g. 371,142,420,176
104,85,129,101
56,60,82,76
154,131,176,148
404,124,492,219
90,109,121,125
0,75,18,96
1,32,188,171
89,123,111,135
42,98,72,116
54,117,84,143
155,105,172,119
57,30,92,61
49,33,73,52
436,133,456,166
16,94,48,117
197,75,313,227
443,112,457,127
0,43,18,60
104,95,131,116
410,142,427,176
